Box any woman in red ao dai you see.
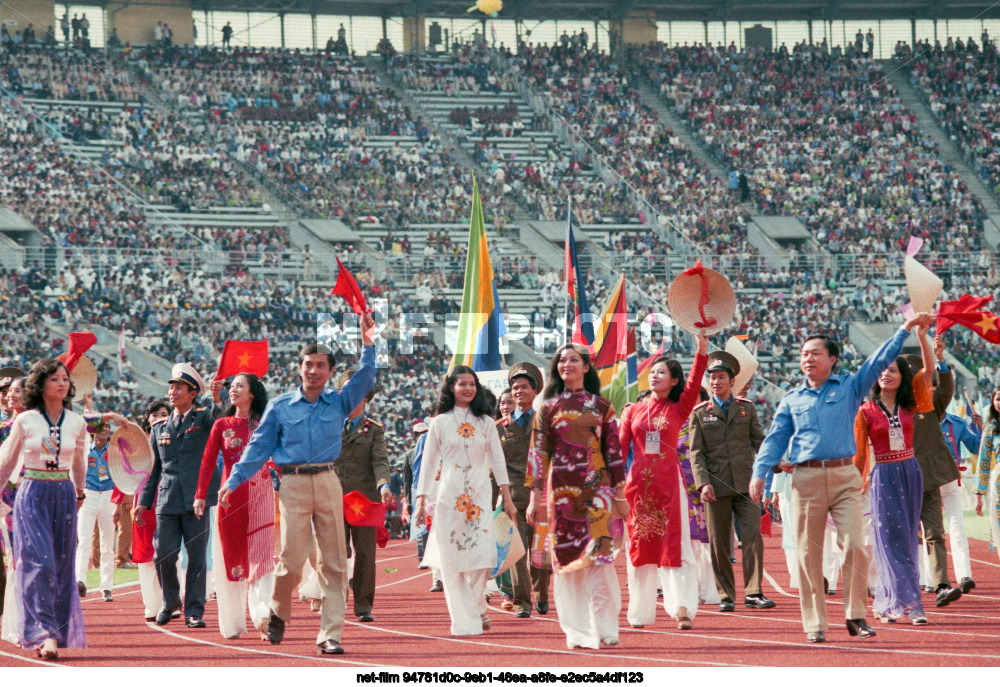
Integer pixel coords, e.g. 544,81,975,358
619,333,708,630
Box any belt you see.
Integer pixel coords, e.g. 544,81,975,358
23,469,70,481
796,457,854,469
283,463,335,476
874,449,914,464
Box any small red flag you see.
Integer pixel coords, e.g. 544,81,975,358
215,340,269,380
376,525,389,548
343,490,386,527
57,331,98,371
760,509,772,538
331,257,369,316
937,294,994,334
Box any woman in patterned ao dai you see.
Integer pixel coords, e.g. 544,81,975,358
415,366,517,636
194,373,275,640
619,334,708,630
526,344,628,650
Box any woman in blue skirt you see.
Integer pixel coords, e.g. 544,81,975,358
0,358,124,659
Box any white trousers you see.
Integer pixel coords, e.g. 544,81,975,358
1,527,21,644
823,522,845,592
554,565,621,649
211,516,273,638
626,477,698,626
693,540,720,604
75,488,116,591
778,491,799,589
439,567,488,636
138,561,162,619
940,480,972,580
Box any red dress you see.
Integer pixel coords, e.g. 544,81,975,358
620,353,707,568
195,415,274,583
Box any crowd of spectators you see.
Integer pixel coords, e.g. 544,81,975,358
637,41,985,256
907,36,1000,204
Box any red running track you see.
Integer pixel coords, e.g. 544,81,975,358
1,524,998,668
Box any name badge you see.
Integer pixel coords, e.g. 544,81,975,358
889,426,904,452
645,431,660,455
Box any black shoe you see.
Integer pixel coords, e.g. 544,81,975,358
718,600,735,612
960,577,975,594
935,586,962,607
317,639,344,655
807,631,825,643
77,581,87,598
156,601,181,626
185,617,206,628
656,589,663,598
535,601,549,615
845,618,876,638
429,580,443,592
102,589,113,602
516,609,530,618
267,610,285,645
356,612,373,622
744,594,776,609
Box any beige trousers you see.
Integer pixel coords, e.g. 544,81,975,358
271,470,347,644
791,463,868,633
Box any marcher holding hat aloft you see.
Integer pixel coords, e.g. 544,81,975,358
0,358,126,659
194,373,274,639
136,363,222,630
619,333,708,631
853,323,935,624
333,369,391,624
0,377,26,639
689,351,771,613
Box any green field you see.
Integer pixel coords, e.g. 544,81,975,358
84,567,140,590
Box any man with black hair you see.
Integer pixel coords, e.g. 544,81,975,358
751,313,930,644
690,351,769,613
221,313,376,655
333,369,389,623
492,362,544,618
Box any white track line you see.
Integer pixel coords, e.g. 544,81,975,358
148,623,393,667
376,571,431,589
342,620,741,667
0,648,64,667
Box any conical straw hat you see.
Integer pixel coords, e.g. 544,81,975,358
904,256,943,313
725,337,760,397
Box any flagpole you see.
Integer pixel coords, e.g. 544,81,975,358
564,197,571,347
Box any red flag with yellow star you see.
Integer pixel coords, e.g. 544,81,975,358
215,340,269,380
343,490,386,527
937,295,1000,343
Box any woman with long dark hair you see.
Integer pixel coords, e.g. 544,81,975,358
194,373,274,640
133,399,171,623
619,334,708,631
975,387,1000,564
414,365,517,635
526,344,627,650
0,358,125,659
853,323,933,624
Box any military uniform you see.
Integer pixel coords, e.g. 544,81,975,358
492,412,540,615
141,400,221,622
334,415,389,617
689,394,766,604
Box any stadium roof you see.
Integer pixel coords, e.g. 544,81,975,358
190,0,1000,22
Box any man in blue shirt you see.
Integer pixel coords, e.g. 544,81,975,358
940,410,983,593
75,423,117,602
220,315,376,656
750,312,930,644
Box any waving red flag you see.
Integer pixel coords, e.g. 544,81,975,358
215,340,269,380
331,257,369,316
57,331,98,371
343,490,386,527
937,294,994,334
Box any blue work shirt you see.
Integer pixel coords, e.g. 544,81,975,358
86,444,114,492
752,327,910,479
224,346,377,490
941,412,981,465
